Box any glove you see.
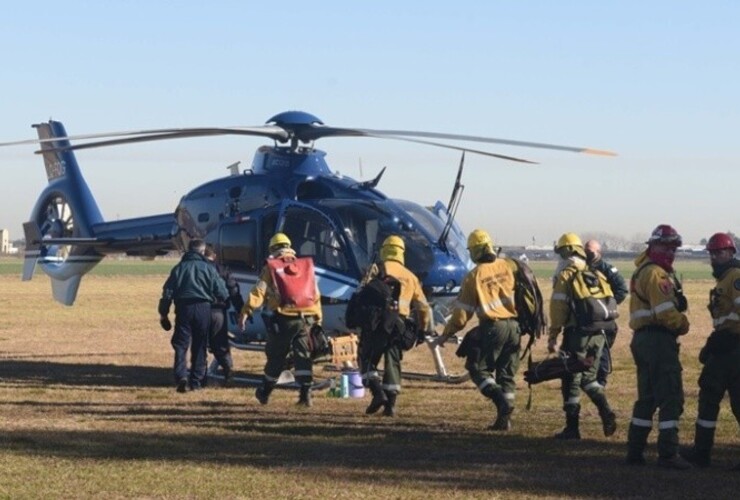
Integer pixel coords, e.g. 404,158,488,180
434,334,449,347
547,337,558,354
418,330,432,345
160,316,172,331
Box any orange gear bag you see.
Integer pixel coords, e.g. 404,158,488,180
267,256,317,309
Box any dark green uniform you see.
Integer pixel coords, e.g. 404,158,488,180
240,248,322,405
627,251,689,462
442,254,519,430
686,259,740,466
549,257,616,438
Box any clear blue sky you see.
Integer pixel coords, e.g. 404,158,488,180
1,1,738,246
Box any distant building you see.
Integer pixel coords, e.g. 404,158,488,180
1,228,16,254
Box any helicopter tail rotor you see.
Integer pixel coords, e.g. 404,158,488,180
22,121,105,304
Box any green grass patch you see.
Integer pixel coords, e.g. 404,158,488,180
0,256,174,276
526,258,712,281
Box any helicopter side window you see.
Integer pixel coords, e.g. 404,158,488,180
219,221,259,272
282,208,348,273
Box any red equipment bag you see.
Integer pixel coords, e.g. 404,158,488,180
267,256,317,309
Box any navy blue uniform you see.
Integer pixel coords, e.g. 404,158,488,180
159,251,228,390
209,262,244,379
590,257,628,386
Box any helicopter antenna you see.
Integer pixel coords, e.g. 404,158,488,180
438,152,465,250
359,157,364,179
354,166,386,190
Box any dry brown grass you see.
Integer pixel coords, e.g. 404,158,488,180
1,269,740,499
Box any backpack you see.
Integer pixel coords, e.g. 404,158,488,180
570,268,619,331
267,256,317,308
345,263,405,341
504,258,547,340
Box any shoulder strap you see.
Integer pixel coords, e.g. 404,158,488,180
378,261,387,279
631,262,654,304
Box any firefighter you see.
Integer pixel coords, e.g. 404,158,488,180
361,235,431,417
238,232,322,407
626,224,691,469
437,229,520,431
548,232,617,440
681,233,740,468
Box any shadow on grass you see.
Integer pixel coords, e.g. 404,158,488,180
3,421,740,498
0,359,172,388
2,359,740,498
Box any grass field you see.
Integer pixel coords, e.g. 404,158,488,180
1,258,739,499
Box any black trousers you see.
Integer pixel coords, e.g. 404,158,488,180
171,301,211,388
209,307,233,372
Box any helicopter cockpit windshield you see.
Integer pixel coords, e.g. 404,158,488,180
392,199,472,269
318,200,436,279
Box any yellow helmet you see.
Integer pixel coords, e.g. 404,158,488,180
269,232,291,251
555,232,582,250
382,235,405,251
467,229,495,263
380,235,405,264
467,229,493,249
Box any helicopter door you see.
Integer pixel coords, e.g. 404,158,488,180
218,219,261,272
276,200,357,334
276,201,351,275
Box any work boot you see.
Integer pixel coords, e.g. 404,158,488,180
255,379,275,405
222,366,232,387
681,424,714,468
657,454,692,470
297,385,313,407
383,391,397,417
626,422,651,466
365,379,388,415
625,452,647,466
484,387,512,431
176,378,189,393
591,392,617,437
554,404,581,440
680,447,710,468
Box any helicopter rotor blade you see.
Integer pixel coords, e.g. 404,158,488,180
358,128,617,156
365,134,540,164
295,125,616,157
0,113,616,160
0,126,289,149
33,127,290,153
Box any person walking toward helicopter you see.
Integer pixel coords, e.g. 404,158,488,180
204,246,244,385
238,232,322,407
436,229,520,431
352,235,432,417
548,233,618,440
159,239,228,393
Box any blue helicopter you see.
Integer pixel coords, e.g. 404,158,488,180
1,111,613,382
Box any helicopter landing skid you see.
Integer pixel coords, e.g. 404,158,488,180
206,360,332,391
